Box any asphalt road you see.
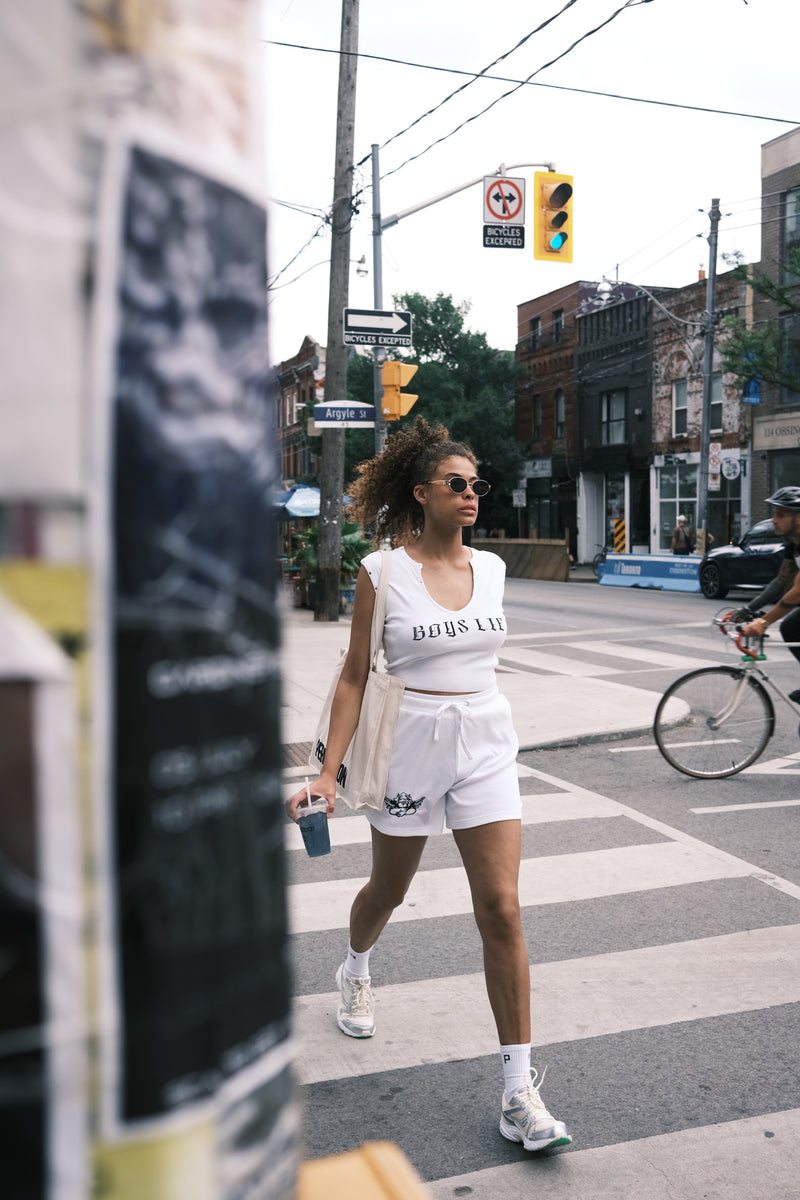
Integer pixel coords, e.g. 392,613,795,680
287,578,800,1198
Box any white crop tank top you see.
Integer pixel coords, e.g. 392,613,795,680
362,546,508,691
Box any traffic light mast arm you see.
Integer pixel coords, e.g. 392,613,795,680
371,148,555,451
380,160,555,230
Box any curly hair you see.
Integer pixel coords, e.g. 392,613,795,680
348,415,477,545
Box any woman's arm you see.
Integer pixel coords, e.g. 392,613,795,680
286,564,377,820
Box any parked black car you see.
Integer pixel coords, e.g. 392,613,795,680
699,518,785,599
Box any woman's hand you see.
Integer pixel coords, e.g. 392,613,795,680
286,776,336,822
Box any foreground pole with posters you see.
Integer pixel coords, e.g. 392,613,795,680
90,132,295,1200
0,4,296,1197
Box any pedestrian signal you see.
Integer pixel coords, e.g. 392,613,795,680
381,361,418,421
534,171,573,263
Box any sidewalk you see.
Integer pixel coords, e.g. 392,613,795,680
280,576,658,776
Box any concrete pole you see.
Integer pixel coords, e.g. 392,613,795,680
696,198,721,551
316,0,359,620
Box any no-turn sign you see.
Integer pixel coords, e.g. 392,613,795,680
483,176,525,224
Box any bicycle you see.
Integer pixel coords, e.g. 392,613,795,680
591,543,609,578
653,610,800,778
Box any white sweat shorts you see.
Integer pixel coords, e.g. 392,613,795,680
364,684,521,837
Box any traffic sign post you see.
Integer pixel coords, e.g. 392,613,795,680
343,308,413,348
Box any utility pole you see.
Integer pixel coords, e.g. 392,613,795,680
696,197,721,552
316,0,358,621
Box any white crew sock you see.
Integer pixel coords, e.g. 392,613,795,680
344,943,372,978
501,1043,532,1100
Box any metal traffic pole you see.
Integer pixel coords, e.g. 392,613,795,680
371,144,388,455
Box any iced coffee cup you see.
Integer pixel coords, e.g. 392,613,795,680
297,782,331,857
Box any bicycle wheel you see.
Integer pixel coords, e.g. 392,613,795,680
653,666,774,779
591,551,605,578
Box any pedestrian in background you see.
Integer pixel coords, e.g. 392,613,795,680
671,514,693,555
287,415,572,1154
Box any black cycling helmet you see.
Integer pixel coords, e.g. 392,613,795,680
766,486,800,511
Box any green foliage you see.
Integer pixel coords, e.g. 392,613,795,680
720,250,800,393
343,352,380,479
292,523,371,582
346,291,526,532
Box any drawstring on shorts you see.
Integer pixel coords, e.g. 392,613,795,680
433,699,474,768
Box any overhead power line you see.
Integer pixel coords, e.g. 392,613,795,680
371,0,659,180
365,0,583,161
267,41,799,145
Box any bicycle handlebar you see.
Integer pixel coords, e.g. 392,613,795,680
715,612,765,660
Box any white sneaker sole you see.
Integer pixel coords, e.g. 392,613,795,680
499,1117,572,1152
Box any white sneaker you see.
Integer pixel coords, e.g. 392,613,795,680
499,1069,572,1152
335,963,375,1038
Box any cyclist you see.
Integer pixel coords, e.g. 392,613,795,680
738,487,800,702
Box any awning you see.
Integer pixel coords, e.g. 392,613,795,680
274,486,320,518
274,487,353,519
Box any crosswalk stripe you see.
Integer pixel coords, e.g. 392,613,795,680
293,924,800,1084
425,1107,800,1199
564,639,717,669
283,788,622,852
690,798,800,813
526,764,800,901
288,840,752,935
500,648,622,676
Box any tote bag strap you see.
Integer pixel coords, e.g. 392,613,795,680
369,548,391,669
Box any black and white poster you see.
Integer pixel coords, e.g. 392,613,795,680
92,137,295,1194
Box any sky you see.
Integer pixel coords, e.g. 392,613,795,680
262,0,800,364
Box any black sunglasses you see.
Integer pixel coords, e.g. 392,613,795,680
427,475,491,497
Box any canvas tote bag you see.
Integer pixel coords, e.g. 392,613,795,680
308,549,404,809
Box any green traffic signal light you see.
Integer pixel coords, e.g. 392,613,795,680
534,172,573,262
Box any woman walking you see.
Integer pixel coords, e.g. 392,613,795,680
287,416,571,1153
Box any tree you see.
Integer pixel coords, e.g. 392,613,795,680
720,249,800,396
347,291,526,531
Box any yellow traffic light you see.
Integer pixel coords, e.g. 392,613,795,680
381,360,418,421
534,171,573,263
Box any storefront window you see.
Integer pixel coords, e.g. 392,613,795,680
707,470,742,545
659,462,698,550
771,448,800,496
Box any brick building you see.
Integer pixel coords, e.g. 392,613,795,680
515,268,753,562
651,270,751,549
515,281,595,557
750,125,800,513
274,335,324,486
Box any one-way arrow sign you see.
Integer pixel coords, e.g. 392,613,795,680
343,307,413,347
